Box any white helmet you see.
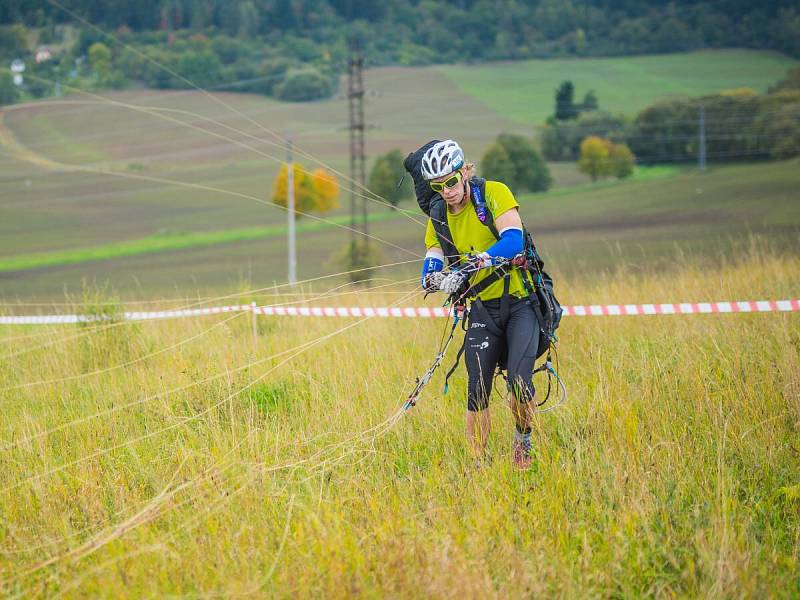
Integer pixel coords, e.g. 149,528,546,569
421,140,465,180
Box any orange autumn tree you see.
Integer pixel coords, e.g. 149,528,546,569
311,168,340,213
272,164,340,218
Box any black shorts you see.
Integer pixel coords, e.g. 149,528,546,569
464,296,540,412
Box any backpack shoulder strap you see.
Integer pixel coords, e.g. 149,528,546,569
429,196,460,267
430,178,507,267
468,177,500,240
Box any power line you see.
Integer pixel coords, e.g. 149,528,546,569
42,0,424,230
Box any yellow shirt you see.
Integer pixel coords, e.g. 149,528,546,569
424,180,532,301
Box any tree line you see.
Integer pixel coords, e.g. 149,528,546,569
1,0,799,104
365,67,799,207
3,1,799,61
1,1,797,205
0,23,340,102
541,68,800,165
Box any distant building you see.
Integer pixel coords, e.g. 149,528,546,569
35,46,52,63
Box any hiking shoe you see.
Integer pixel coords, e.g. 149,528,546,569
512,438,532,471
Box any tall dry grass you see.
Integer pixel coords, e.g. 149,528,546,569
0,247,798,598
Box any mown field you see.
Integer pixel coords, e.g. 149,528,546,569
0,49,797,303
1,155,797,304
443,49,798,125
0,247,798,597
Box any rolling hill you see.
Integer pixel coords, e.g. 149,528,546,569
0,49,797,302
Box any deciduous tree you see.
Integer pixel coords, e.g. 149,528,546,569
480,142,515,186
578,136,611,181
495,133,552,192
272,164,317,218
88,42,112,79
367,149,411,209
579,136,636,180
273,67,333,102
273,164,341,217
609,142,635,179
541,111,627,161
311,168,340,213
0,71,19,105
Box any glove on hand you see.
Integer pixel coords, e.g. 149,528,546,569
422,271,445,292
439,271,467,295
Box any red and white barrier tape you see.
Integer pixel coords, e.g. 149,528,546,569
563,299,800,316
0,300,798,325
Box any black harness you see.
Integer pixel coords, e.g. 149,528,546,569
431,178,560,346
427,179,562,394
403,141,563,407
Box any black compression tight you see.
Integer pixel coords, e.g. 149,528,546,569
464,297,540,412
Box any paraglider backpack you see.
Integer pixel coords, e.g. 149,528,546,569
403,140,562,358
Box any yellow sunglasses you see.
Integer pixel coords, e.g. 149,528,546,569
429,170,463,193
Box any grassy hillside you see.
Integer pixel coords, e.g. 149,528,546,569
443,49,798,125
1,157,797,303
0,50,798,302
0,251,797,596
521,159,800,278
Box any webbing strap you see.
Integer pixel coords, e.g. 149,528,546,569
443,308,469,392
429,198,460,266
443,340,466,392
499,275,511,325
469,179,500,240
464,263,511,299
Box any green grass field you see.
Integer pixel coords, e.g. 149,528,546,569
1,157,797,303
0,250,797,596
1,49,799,597
443,49,798,125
